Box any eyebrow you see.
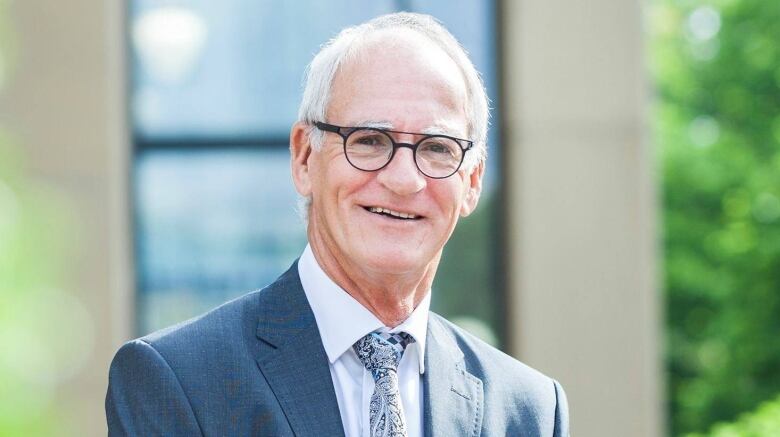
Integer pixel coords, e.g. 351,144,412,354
421,124,464,137
354,120,464,138
355,120,394,130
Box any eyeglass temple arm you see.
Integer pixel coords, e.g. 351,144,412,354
313,121,340,133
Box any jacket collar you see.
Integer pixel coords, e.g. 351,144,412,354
423,315,485,437
252,262,485,437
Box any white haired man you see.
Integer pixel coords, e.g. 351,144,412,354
107,12,569,437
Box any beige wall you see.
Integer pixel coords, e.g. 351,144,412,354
0,0,660,435
0,1,130,435
502,0,662,436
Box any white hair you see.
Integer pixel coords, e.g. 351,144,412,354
297,12,490,168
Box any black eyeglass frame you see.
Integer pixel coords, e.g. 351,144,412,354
314,121,474,179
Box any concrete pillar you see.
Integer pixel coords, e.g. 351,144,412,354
501,0,663,436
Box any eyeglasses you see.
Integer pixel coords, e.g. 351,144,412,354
314,121,473,179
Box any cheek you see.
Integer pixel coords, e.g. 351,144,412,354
307,154,327,191
431,181,467,215
315,162,371,215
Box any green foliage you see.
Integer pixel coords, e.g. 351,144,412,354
0,2,85,435
651,0,780,434
0,137,85,437
686,394,780,437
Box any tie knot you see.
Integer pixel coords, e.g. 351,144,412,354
354,331,414,374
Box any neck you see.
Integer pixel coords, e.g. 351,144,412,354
308,234,437,328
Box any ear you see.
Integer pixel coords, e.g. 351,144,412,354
460,160,484,217
290,122,314,197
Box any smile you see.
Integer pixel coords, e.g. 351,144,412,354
365,206,422,220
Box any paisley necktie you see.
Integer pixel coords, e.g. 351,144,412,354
353,331,415,437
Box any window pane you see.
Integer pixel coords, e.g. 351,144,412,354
134,148,306,333
131,0,395,139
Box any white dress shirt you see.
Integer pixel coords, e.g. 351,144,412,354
298,244,429,437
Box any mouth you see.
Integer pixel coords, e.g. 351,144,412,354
363,206,423,221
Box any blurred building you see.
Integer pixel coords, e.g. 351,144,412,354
0,1,659,436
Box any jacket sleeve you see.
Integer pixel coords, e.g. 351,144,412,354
105,339,203,436
552,379,570,437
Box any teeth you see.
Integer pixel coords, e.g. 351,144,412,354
368,207,418,219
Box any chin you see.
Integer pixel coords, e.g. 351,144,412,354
356,244,433,275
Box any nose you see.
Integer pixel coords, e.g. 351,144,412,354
376,146,426,195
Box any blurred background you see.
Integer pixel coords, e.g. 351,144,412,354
0,0,778,435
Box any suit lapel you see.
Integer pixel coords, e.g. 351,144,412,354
423,316,484,437
253,263,345,437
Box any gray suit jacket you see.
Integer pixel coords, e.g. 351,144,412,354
106,263,569,436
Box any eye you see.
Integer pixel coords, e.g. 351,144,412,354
355,134,385,146
420,138,458,157
424,143,450,154
348,129,391,149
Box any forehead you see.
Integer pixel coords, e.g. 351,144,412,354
327,29,468,133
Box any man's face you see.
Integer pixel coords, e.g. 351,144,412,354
292,32,483,278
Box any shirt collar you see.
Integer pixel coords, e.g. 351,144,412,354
298,244,430,374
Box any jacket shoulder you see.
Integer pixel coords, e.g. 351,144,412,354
140,288,264,355
139,261,302,355
429,312,551,383
429,312,569,435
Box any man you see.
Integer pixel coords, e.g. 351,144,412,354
107,12,569,437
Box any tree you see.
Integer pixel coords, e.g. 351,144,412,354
651,0,780,434
687,394,780,437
